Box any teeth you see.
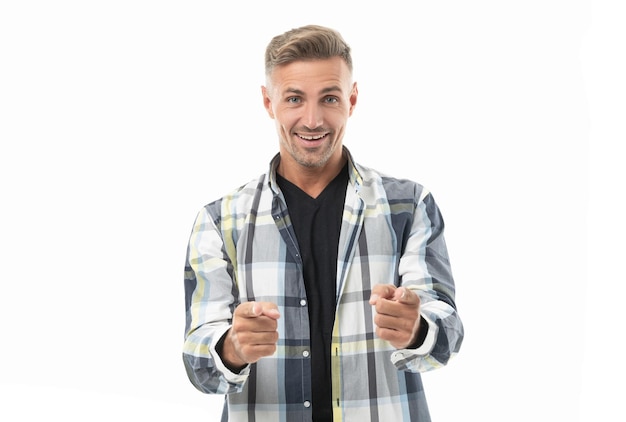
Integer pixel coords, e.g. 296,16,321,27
300,134,325,140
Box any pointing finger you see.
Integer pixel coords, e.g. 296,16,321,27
245,301,280,319
260,304,281,320
369,284,395,305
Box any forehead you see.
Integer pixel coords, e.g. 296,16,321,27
268,57,352,93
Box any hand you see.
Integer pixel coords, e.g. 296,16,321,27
222,301,280,370
369,284,422,349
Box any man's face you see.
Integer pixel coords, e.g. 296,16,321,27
262,57,358,171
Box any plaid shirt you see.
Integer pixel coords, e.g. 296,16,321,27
183,148,463,421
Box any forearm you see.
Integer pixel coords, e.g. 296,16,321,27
183,324,249,394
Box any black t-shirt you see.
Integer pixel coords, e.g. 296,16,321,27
277,164,348,421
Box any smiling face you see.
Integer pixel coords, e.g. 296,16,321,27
262,57,358,178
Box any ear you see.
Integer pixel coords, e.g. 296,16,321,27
261,86,275,119
348,82,358,116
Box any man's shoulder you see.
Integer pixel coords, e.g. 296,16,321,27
204,172,269,213
356,162,427,203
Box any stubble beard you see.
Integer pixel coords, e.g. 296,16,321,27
284,134,337,169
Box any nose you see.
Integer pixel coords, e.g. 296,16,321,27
302,102,323,129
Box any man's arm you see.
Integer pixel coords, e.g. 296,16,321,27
182,206,248,394
387,192,464,372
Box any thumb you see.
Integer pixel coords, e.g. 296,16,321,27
392,287,419,305
248,301,262,317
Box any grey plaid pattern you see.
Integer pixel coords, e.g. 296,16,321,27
183,148,463,421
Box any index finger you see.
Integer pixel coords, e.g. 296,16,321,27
369,284,396,305
257,302,281,319
236,301,281,319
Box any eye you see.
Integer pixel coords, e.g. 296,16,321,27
324,96,339,104
287,97,301,104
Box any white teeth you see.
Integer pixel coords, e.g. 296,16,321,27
299,134,325,140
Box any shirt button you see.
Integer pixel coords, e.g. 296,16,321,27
304,401,311,408
302,350,310,358
300,299,307,306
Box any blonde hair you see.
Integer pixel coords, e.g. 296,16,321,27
264,25,353,77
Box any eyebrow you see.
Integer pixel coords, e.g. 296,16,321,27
283,85,344,96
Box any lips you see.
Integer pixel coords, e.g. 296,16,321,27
297,133,327,141
296,133,328,148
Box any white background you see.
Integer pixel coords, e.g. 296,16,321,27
1,1,624,421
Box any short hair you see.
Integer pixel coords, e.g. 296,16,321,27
264,25,353,77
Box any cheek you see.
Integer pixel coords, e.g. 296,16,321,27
274,110,299,129
329,108,351,125
275,120,291,140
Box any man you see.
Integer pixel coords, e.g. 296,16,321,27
183,24,463,421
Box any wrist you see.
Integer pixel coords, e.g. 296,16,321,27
407,316,428,349
216,330,247,373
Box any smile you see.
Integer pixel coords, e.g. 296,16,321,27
297,133,327,141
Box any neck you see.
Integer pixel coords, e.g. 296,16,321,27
277,155,347,199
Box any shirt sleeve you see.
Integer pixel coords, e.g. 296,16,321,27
391,191,464,373
182,205,250,394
